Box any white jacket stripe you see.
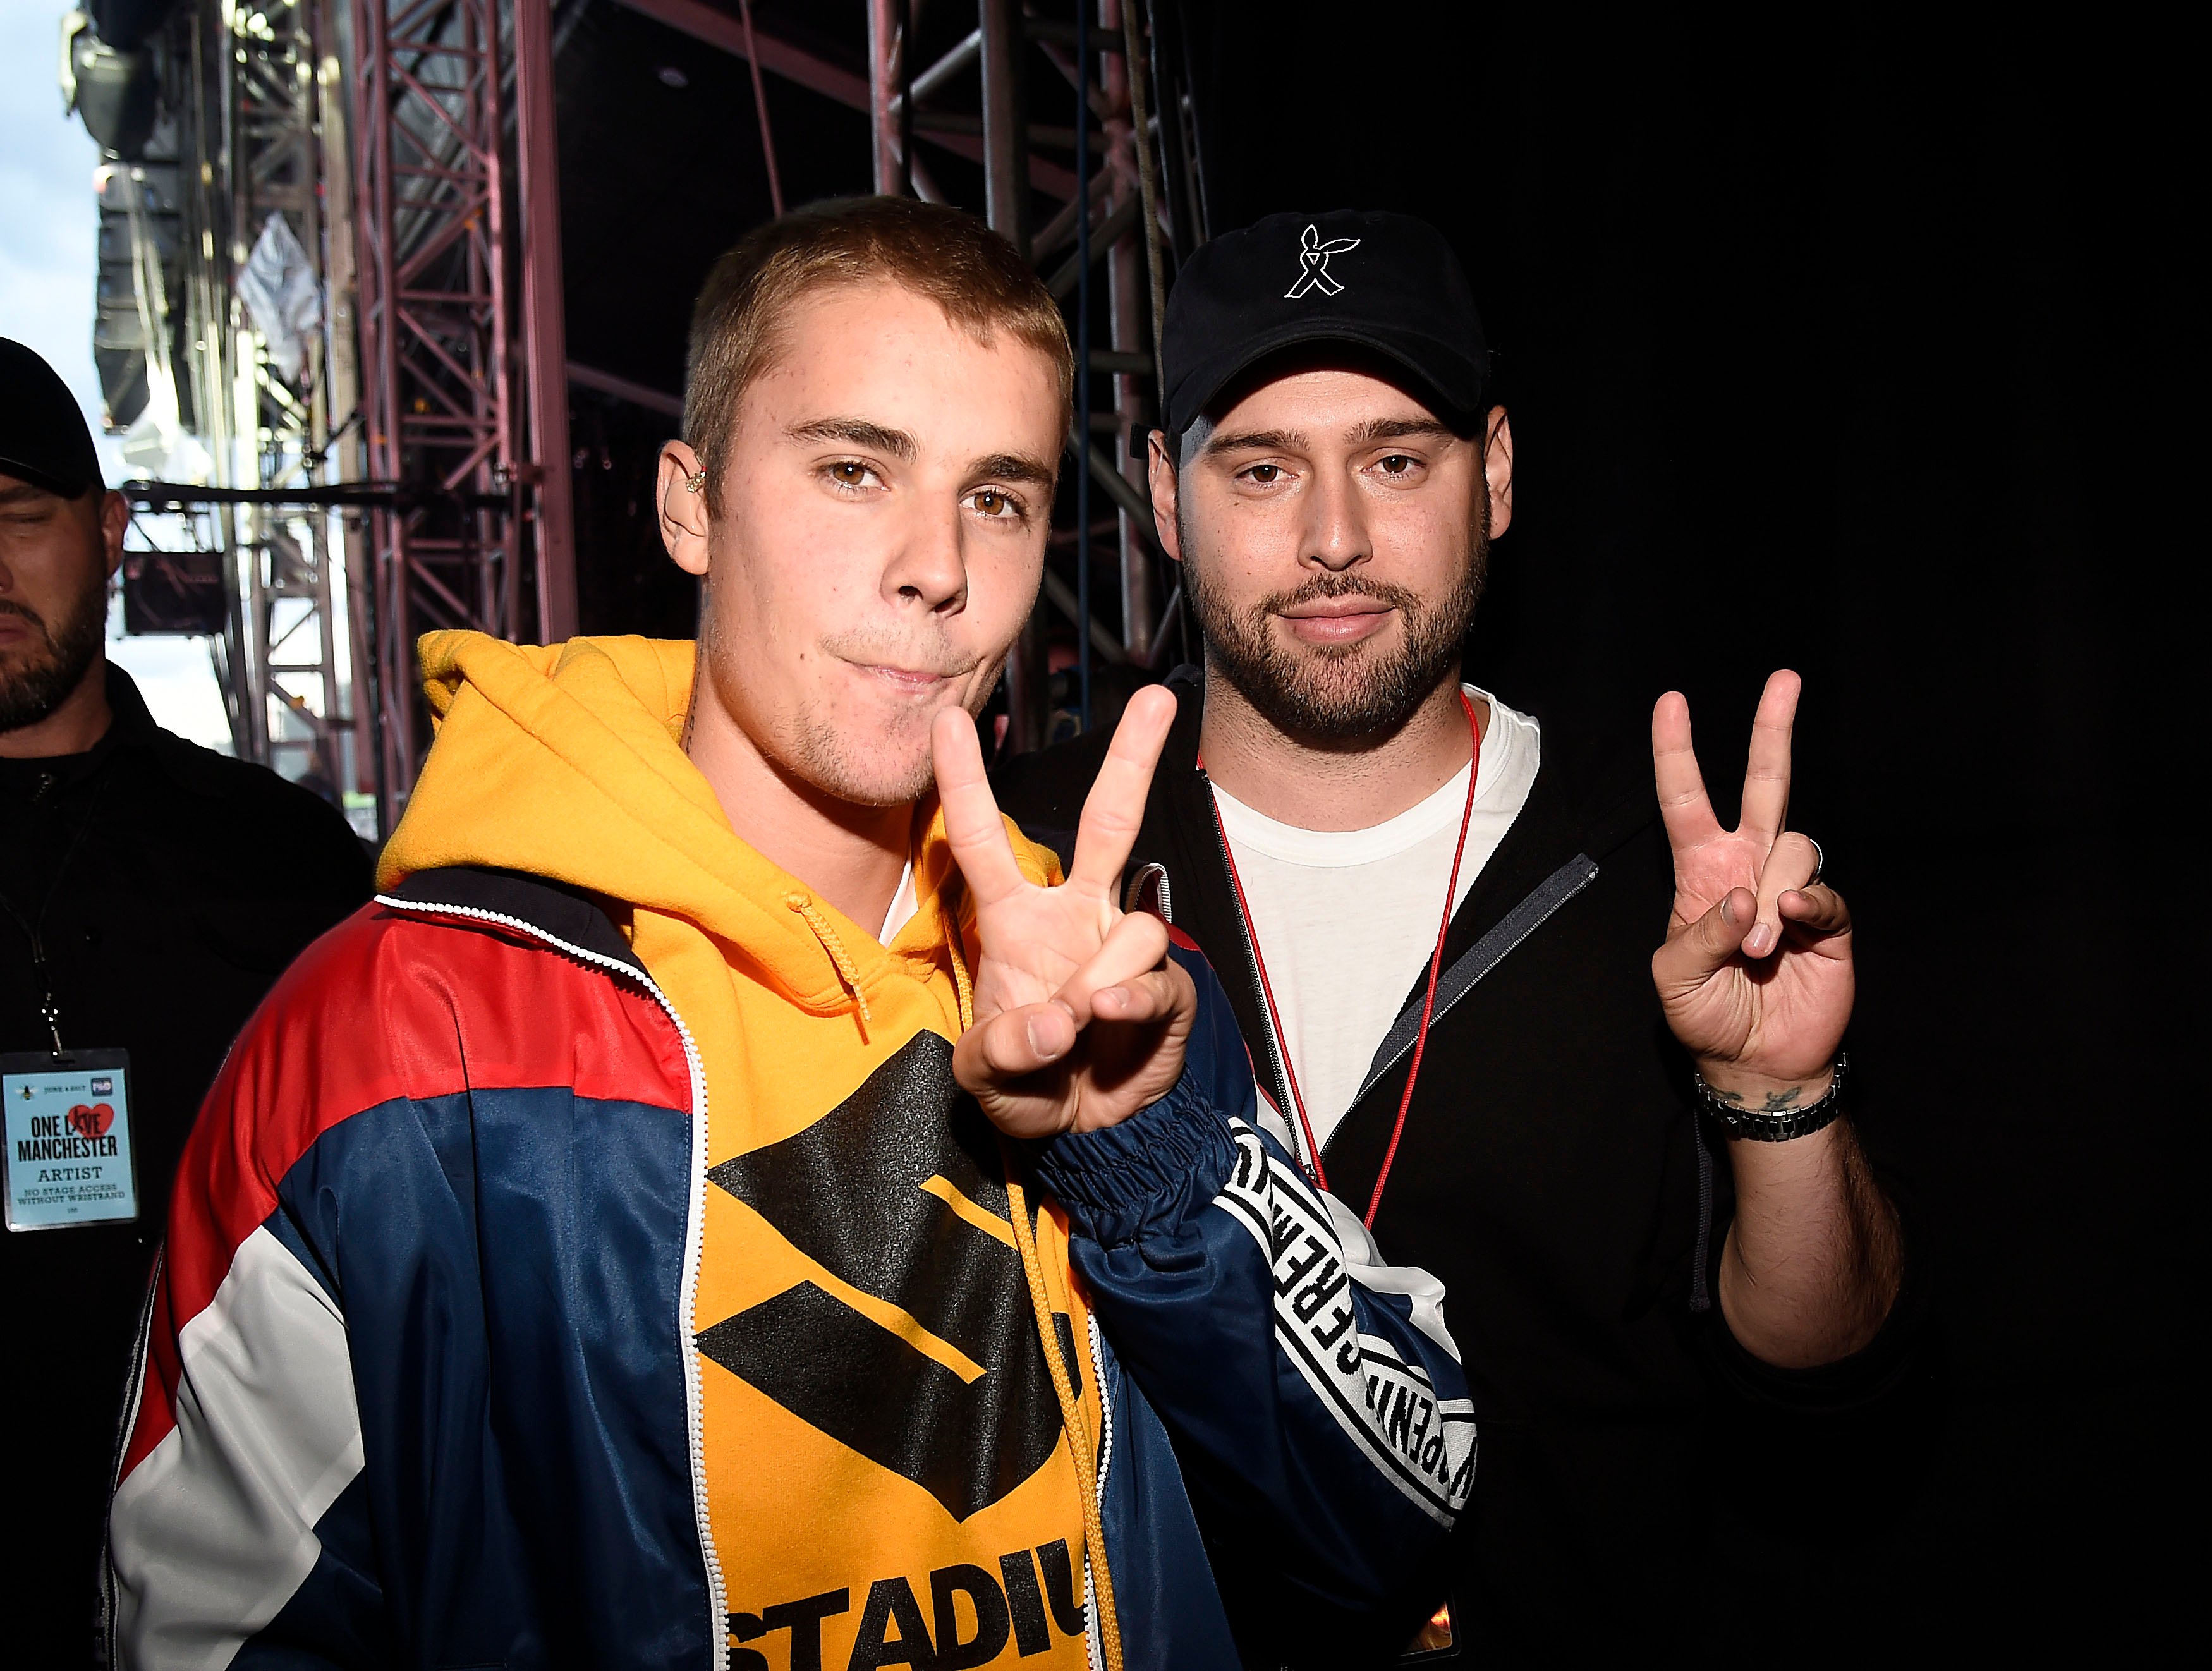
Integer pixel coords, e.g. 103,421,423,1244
109,1225,363,1670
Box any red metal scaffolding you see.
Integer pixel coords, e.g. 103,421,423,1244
346,0,572,824
336,1,1202,821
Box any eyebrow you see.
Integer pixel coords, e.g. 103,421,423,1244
1205,416,1457,458
967,451,1059,489
786,416,917,460
1349,416,1460,446
0,483,54,506
1203,427,1304,456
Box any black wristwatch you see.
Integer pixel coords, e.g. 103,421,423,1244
1694,1052,1849,1142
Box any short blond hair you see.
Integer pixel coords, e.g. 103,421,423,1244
683,197,1074,512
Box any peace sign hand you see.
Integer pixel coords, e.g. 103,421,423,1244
1651,671,1854,1100
932,688,1197,1139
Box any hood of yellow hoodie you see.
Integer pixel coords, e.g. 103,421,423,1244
377,631,1051,1017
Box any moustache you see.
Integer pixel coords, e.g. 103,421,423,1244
0,599,51,637
1260,574,1425,616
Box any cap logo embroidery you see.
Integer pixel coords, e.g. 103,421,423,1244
1285,223,1361,299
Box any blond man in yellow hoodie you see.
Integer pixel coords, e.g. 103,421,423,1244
107,200,1475,1671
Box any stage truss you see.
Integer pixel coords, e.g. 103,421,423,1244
344,0,573,822
105,1,1205,826
601,0,1210,748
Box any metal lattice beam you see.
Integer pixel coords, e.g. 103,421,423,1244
226,0,350,798
351,0,507,807
861,2,1205,748
346,0,573,827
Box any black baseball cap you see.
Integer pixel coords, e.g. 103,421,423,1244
0,337,104,500
1158,210,1490,438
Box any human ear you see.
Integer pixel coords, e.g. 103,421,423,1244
95,489,130,580
1146,431,1183,564
1483,406,1515,539
98,489,129,580
657,441,712,578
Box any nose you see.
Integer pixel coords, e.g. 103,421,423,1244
884,495,969,615
1301,461,1370,574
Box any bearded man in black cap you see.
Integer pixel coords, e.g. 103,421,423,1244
1,337,370,1662
995,214,1924,1663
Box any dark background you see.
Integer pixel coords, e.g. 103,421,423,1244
553,3,2185,1648
1186,8,2185,1650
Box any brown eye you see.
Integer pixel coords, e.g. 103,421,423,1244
1379,454,1416,474
1247,464,1281,484
831,461,868,486
973,489,1012,517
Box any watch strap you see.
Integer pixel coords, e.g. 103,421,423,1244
1695,1051,1849,1142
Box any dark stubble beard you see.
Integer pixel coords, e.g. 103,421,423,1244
0,566,106,736
1185,510,1489,746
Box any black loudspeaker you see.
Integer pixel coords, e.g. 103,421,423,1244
120,550,226,636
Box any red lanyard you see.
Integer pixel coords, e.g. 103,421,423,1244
1206,691,1481,1227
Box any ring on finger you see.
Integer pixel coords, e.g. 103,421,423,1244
1803,835,1824,889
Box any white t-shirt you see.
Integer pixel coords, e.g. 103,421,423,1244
1210,686,1541,1162
878,860,918,944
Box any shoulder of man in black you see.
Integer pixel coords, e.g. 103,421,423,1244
104,662,374,909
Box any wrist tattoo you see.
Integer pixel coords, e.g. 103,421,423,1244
1695,1054,1848,1142
1708,1085,1805,1112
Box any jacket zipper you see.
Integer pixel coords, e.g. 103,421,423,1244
1317,855,1600,1177
374,895,731,1671
1083,1311,1114,1671
1196,770,1299,1155
99,1246,162,1665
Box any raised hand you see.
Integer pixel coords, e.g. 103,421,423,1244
932,688,1197,1139
1651,671,1853,1099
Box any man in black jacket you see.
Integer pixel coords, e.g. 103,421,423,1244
1,337,371,1661
994,214,1919,1663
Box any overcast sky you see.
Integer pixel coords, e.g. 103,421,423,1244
3,4,234,751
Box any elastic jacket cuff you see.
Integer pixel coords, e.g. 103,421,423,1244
1033,1071,1232,1247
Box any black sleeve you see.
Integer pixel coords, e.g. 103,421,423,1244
247,775,377,925
156,760,377,978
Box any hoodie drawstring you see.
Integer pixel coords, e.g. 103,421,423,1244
945,917,976,1033
786,894,873,1036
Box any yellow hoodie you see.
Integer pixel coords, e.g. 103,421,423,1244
382,633,1102,1670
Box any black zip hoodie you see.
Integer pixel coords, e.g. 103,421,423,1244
994,667,1928,1665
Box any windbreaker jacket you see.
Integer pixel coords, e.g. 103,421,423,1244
103,636,1475,1671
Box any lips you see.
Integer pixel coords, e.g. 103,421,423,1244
1275,595,1396,643
851,660,964,693
1278,597,1392,620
